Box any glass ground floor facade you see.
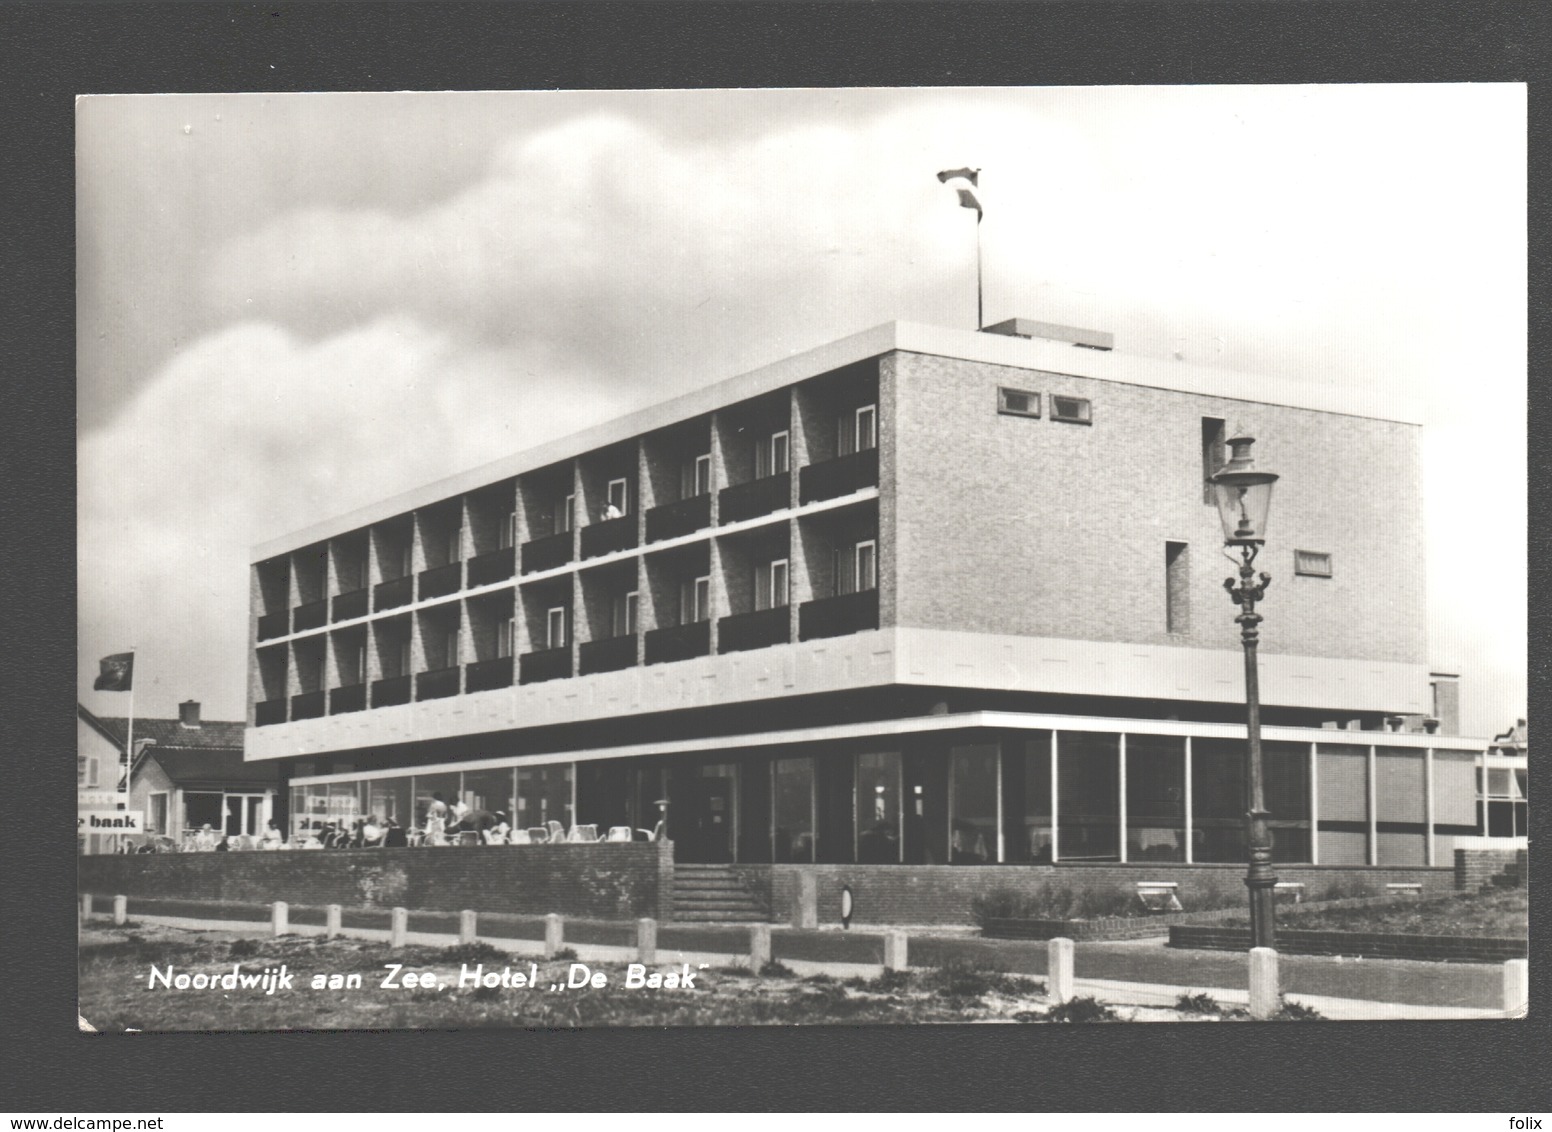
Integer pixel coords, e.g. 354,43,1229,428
287,714,1495,867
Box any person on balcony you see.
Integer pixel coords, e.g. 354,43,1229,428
603,500,624,521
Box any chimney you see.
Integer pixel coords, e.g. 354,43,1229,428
1429,673,1460,737
178,700,201,728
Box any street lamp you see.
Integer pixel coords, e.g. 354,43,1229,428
1209,433,1280,949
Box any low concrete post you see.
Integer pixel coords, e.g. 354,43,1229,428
748,924,772,971
271,901,288,938
112,895,128,926
80,894,93,923
459,910,478,946
883,930,908,972
544,913,564,959
390,907,408,950
1248,947,1279,1020
326,904,342,940
1048,937,1075,1005
791,870,818,930
637,917,658,965
1503,958,1528,1015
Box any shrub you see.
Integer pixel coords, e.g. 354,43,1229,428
923,959,1040,999
228,939,259,959
758,959,795,978
970,885,1139,926
439,941,509,964
1046,996,1116,1023
866,968,913,993
1274,999,1325,1021
801,973,835,985
1175,992,1223,1015
549,947,578,962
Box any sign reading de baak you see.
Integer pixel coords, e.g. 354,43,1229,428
78,810,145,833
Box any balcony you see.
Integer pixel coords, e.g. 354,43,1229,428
581,516,637,560
329,683,366,715
798,589,879,641
717,606,789,654
719,472,790,524
520,646,572,685
645,494,711,543
293,599,328,634
521,531,573,574
418,561,463,602
374,575,413,612
290,690,326,721
255,698,287,727
799,448,879,505
465,655,514,693
467,546,516,588
372,674,412,708
645,620,711,666
579,634,637,675
331,587,368,623
416,666,461,701
257,611,289,641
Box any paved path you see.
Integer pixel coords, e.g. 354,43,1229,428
83,896,1515,1018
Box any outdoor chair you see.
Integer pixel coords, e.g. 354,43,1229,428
526,827,550,844
568,824,599,843
509,828,531,845
605,826,633,843
635,828,656,841
546,820,566,843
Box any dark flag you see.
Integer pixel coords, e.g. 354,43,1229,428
936,167,980,187
93,652,135,692
936,168,983,218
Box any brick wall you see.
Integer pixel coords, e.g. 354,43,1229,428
889,350,1427,669
79,841,675,921
1454,847,1526,891
761,863,1454,926
1169,925,1527,962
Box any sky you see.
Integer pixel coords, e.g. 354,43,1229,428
76,85,1526,737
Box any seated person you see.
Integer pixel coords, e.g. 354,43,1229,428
382,817,408,848
484,812,512,845
193,824,218,852
214,834,231,852
361,815,384,845
261,820,284,850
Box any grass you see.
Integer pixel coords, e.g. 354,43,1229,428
77,923,1313,1031
1224,887,1527,938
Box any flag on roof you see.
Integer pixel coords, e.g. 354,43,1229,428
937,168,982,217
93,652,134,692
936,167,979,186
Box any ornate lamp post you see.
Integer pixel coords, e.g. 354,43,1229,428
1210,433,1280,949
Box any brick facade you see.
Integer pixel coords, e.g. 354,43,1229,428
78,841,675,921
1169,924,1527,962
1454,847,1528,891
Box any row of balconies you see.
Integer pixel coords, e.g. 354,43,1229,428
255,448,880,643
253,588,879,726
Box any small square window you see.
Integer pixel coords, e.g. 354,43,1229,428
997,387,1040,418
1295,550,1332,577
1051,395,1092,424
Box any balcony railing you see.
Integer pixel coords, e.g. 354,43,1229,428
418,560,463,601
579,634,637,675
645,620,711,666
255,698,287,727
331,587,369,623
799,447,879,504
581,516,637,559
467,545,516,587
465,655,514,693
293,599,328,634
717,606,790,654
719,472,790,524
416,666,461,701
372,674,412,708
374,575,413,612
798,588,879,641
257,611,289,641
520,646,572,685
290,690,326,721
521,531,574,574
645,494,711,543
329,683,367,715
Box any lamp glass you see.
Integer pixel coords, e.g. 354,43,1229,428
1211,473,1276,545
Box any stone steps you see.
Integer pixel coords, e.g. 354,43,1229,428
672,864,771,922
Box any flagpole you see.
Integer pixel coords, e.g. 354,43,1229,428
122,650,134,852
976,212,984,331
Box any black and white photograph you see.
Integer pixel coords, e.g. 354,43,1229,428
76,83,1527,1032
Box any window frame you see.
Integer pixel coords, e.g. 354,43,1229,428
606,478,630,517
770,430,790,476
149,791,169,836
693,454,712,497
855,539,878,593
997,386,1041,418
612,590,639,638
855,404,878,452
1294,550,1333,578
554,494,575,536
546,606,568,650
497,616,515,659
1050,394,1093,425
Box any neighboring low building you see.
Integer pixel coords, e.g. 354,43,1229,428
1480,718,1528,844
77,700,278,852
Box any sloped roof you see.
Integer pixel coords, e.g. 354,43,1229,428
87,712,246,753
142,747,278,790
78,704,271,789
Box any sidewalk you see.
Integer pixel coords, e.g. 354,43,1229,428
84,902,1513,1021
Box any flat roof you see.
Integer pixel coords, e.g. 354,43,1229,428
254,320,1423,562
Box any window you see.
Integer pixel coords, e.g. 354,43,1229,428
553,494,575,536
78,756,99,788
1295,550,1332,578
606,479,630,517
838,404,878,456
997,387,1041,418
399,543,414,577
1051,395,1092,424
1201,417,1227,503
1057,732,1120,861
347,641,367,685
773,757,815,863
856,751,903,863
442,626,461,669
446,527,462,564
834,540,877,596
149,792,168,836
1317,744,1370,865
1126,735,1185,862
1165,541,1190,634
756,431,790,479
546,606,567,650
498,616,515,658
682,455,712,499
500,511,517,550
680,576,710,624
611,591,638,637
950,744,999,864
753,558,789,610
396,637,412,677
855,540,877,592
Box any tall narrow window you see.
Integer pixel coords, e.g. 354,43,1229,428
500,511,517,550
1201,417,1227,504
443,626,460,668
350,642,367,684
546,607,567,650
1165,541,1190,634
553,494,575,536
856,404,877,452
770,431,789,476
680,576,710,624
755,558,789,611
606,478,630,517
612,591,638,637
396,638,411,676
693,454,712,497
446,527,461,564
855,540,877,592
497,617,515,658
